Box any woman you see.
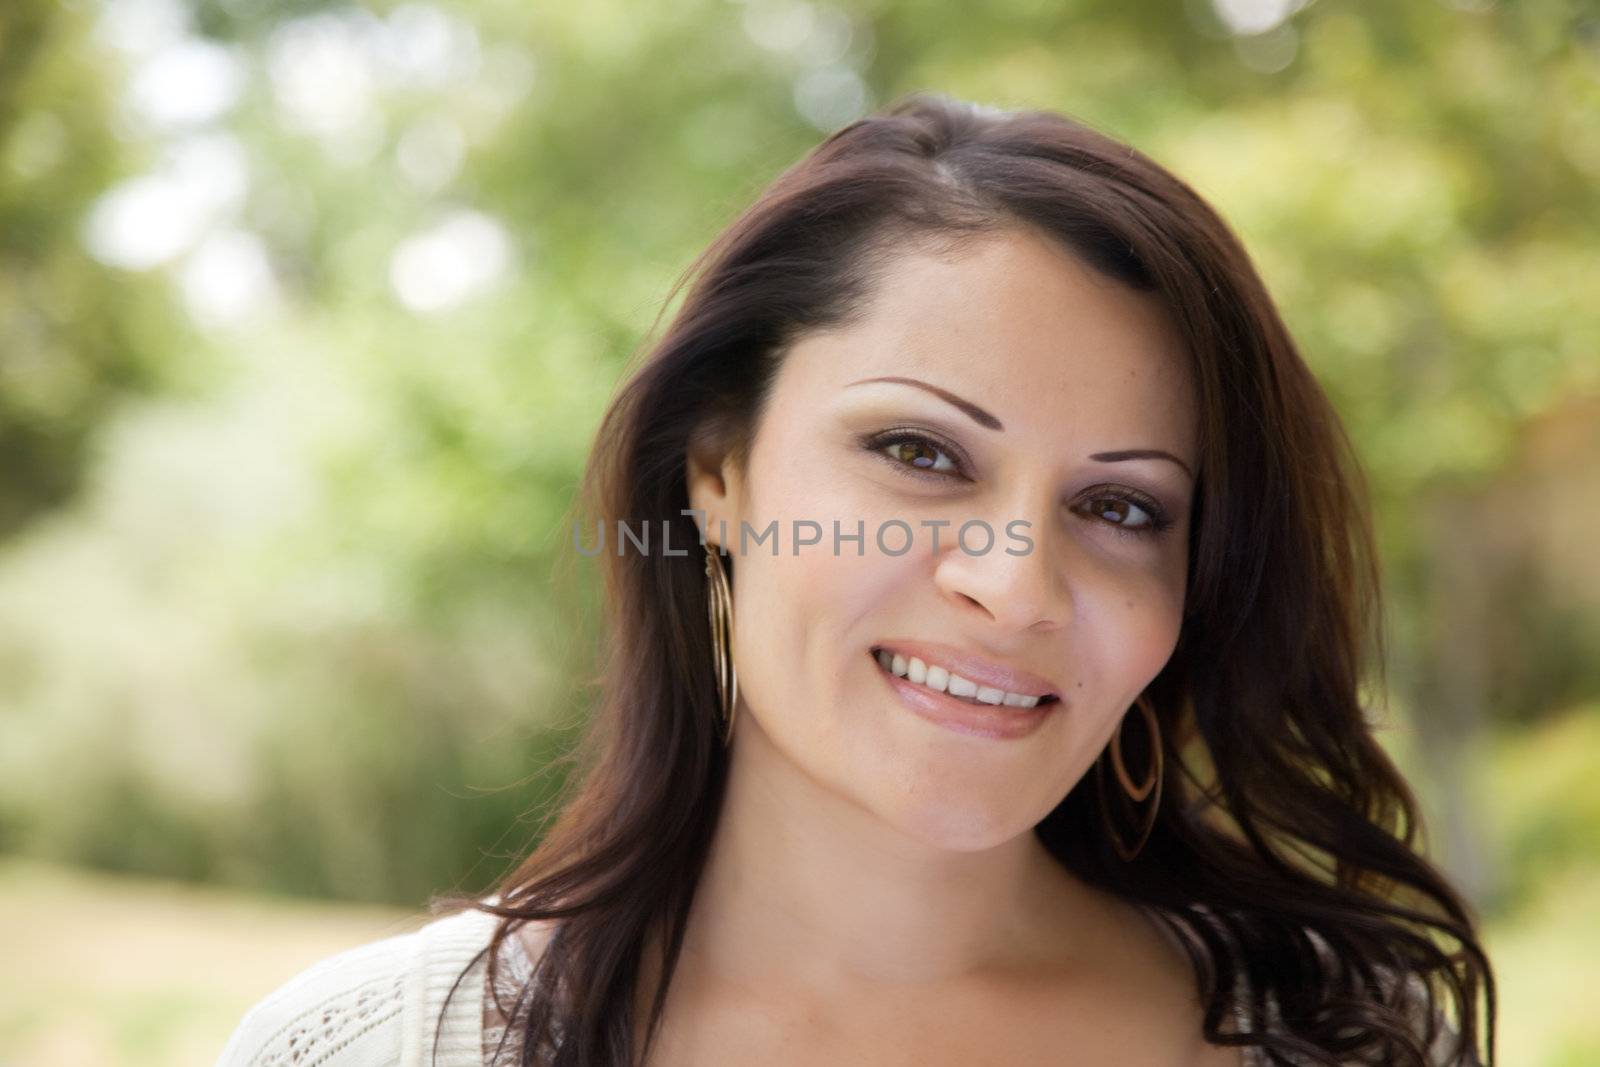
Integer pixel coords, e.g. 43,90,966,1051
218,92,1495,1067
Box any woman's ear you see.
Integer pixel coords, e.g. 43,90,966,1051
685,419,745,550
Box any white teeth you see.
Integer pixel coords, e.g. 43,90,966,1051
874,650,1047,710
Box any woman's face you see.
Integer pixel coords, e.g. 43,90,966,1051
688,226,1198,853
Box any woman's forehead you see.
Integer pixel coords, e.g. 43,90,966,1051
771,231,1198,449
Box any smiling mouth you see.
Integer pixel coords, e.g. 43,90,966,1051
867,648,1061,709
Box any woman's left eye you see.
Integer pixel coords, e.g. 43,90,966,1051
1082,491,1175,540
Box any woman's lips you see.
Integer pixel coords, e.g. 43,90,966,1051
869,650,1059,740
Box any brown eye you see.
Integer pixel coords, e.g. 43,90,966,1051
857,428,966,483
1080,489,1175,541
1091,497,1152,528
884,437,957,473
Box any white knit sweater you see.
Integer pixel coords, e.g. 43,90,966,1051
215,903,512,1067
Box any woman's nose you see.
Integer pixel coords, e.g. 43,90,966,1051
931,511,1070,635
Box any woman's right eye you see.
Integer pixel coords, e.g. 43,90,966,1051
865,429,966,479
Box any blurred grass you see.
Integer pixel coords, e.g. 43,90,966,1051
0,855,423,1067
0,704,1596,1066
1476,702,1600,1064
1483,865,1600,1066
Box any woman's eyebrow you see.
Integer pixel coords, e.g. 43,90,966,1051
1089,449,1193,480
845,375,1192,480
845,375,1003,430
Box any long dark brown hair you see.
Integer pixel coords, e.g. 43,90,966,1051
432,91,1495,1067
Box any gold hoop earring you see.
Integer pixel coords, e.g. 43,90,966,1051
704,543,738,746
1094,694,1163,861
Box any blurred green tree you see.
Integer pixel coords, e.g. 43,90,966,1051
0,0,196,539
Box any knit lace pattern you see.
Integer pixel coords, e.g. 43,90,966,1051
253,972,406,1066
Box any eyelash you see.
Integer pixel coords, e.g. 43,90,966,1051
861,427,1177,541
